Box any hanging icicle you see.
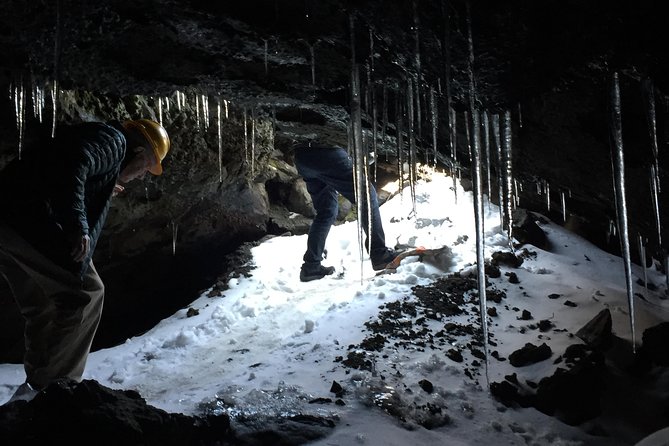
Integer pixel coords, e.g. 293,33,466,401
608,71,637,352
171,220,178,256
382,85,388,162
264,39,269,76
465,0,490,386
641,78,662,247
502,111,514,250
195,95,201,130
407,78,417,216
396,91,405,195
217,98,223,184
482,111,492,203
638,233,648,298
492,113,504,229
372,85,378,183
309,42,316,86
251,108,256,176
351,66,369,277
243,107,249,168
430,86,438,166
11,80,26,159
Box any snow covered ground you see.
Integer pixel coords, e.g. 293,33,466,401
2,171,668,445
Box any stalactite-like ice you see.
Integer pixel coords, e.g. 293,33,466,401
609,72,636,352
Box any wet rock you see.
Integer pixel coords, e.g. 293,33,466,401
0,379,230,445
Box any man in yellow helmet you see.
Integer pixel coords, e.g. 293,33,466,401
0,118,170,403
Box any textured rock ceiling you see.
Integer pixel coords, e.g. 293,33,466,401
3,0,666,107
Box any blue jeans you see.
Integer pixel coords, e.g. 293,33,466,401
294,146,388,269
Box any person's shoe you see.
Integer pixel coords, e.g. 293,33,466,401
371,248,405,271
300,264,335,282
6,382,38,404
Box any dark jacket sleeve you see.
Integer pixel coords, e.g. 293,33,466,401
49,123,126,239
0,122,127,278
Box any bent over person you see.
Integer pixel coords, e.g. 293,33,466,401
0,119,170,402
293,142,401,282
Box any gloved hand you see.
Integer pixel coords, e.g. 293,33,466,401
69,232,90,263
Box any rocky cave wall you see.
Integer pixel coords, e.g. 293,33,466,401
0,0,668,360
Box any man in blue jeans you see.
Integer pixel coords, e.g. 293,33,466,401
294,143,400,282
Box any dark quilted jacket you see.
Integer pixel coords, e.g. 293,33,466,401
0,122,127,278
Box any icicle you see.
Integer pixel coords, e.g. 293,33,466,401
364,63,371,115
13,81,26,159
251,108,256,176
450,107,457,204
465,0,490,385
217,98,223,183
502,111,514,249
607,218,617,244
309,42,316,85
382,85,388,161
638,234,648,297
514,179,520,207
650,165,662,246
560,189,567,222
396,92,405,194
407,78,417,215
32,83,44,123
165,96,170,113
369,28,374,73
430,86,438,166
158,97,163,127
52,0,62,138
545,180,551,212
50,80,58,138
642,78,662,246
224,99,229,119
492,114,504,228
243,108,249,167
351,64,368,278
412,0,421,76
464,110,471,162
203,94,211,130
264,39,269,76
470,106,489,386
171,220,178,256
517,102,523,129
608,71,636,352
414,79,422,166
372,86,378,183
195,95,201,130
482,111,491,203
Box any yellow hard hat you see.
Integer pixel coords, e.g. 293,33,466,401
122,119,170,175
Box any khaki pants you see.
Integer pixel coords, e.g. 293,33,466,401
0,224,104,389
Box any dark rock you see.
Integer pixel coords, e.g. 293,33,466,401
640,322,669,366
0,379,230,445
509,343,552,367
512,209,549,250
506,272,520,284
492,251,523,268
418,379,434,394
575,309,612,350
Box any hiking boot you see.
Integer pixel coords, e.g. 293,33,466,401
371,248,404,271
300,264,335,282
